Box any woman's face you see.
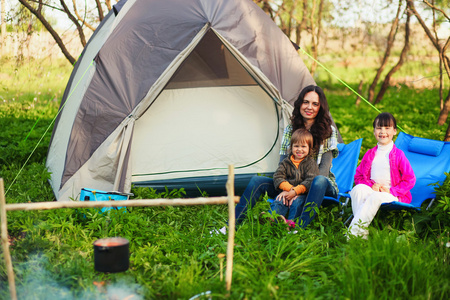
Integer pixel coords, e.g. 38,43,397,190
300,91,320,122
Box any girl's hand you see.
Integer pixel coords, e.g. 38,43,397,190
372,183,381,192
285,198,293,207
380,185,390,193
276,190,297,206
276,191,289,203
284,189,297,205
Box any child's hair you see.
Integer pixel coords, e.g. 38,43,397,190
290,128,314,156
373,112,397,129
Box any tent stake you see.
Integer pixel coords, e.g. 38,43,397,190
225,165,235,291
0,178,17,300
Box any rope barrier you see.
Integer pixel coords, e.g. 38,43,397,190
299,47,407,134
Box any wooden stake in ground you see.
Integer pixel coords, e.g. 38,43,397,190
0,165,238,297
0,178,17,300
225,165,235,291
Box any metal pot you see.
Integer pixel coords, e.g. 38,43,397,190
93,237,129,273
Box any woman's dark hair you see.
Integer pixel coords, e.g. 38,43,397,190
291,85,333,151
373,112,397,129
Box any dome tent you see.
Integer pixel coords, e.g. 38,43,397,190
46,0,319,201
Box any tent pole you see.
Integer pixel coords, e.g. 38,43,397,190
0,178,17,300
225,165,235,291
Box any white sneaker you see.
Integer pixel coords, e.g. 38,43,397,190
209,226,227,236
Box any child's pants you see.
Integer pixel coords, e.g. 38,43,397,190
270,194,307,221
348,184,398,237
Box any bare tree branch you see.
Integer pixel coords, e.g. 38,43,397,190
105,0,112,12
59,0,86,47
374,9,411,104
295,0,308,46
18,0,76,64
369,0,404,103
71,0,96,31
95,0,104,22
407,0,450,137
27,0,65,12
423,0,450,21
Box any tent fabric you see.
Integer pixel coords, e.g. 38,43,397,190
46,10,118,196
47,0,321,201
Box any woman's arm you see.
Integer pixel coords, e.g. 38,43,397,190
316,125,339,175
279,125,292,157
318,151,332,176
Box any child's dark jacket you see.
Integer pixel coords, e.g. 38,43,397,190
273,156,319,192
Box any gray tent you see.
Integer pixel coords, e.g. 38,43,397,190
46,0,318,201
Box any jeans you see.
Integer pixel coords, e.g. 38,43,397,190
269,194,307,221
295,175,338,228
235,175,278,226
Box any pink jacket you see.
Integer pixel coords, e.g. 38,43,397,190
354,145,416,203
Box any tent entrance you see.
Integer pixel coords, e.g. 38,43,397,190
130,29,281,194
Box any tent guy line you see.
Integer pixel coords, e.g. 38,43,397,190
23,54,83,142
8,48,401,198
299,47,407,135
5,60,95,197
9,46,404,199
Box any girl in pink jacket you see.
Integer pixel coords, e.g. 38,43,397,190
348,112,415,238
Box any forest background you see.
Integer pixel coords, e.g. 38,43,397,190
0,0,449,299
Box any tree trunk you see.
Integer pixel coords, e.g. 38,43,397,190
356,80,363,107
310,0,324,75
60,0,87,47
438,90,450,126
438,37,450,125
445,122,450,142
287,0,298,39
408,0,450,129
1,0,5,55
374,10,411,105
368,0,403,103
295,0,308,46
95,0,104,22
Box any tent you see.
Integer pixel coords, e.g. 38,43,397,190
46,0,321,201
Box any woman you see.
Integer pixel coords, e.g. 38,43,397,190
212,85,338,235
283,85,339,228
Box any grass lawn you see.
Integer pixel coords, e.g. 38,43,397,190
0,57,449,299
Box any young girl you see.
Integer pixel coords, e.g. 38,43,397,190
270,128,320,223
348,112,416,238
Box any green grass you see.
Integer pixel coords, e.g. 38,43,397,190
0,58,449,299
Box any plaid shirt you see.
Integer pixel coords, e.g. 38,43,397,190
279,124,339,192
